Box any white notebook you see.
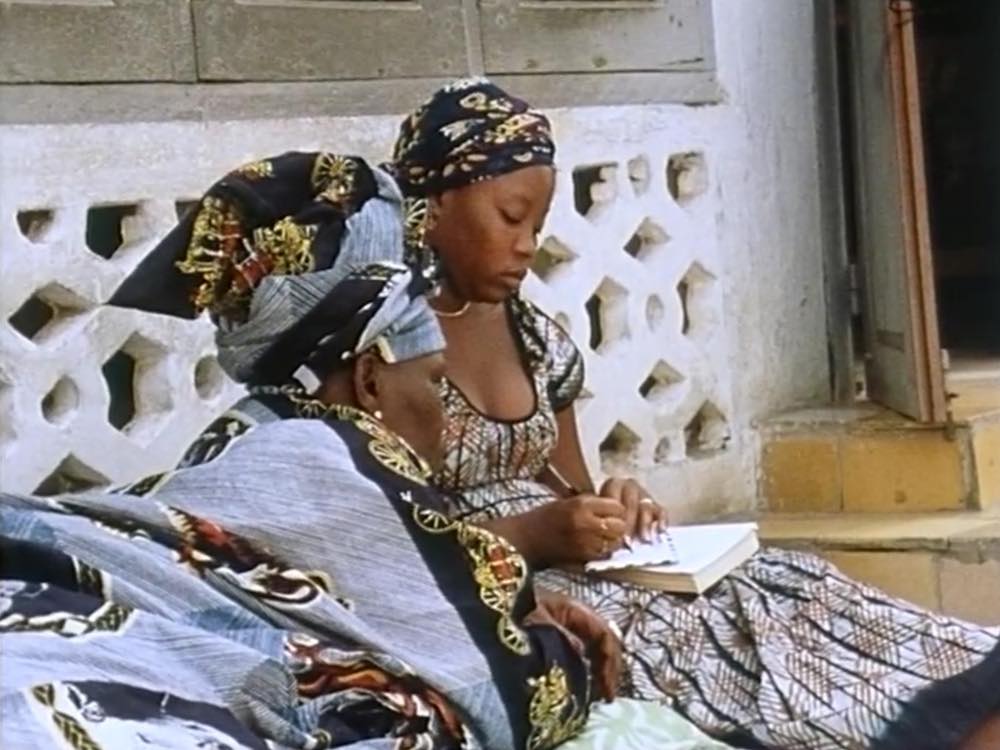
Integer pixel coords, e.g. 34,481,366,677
586,528,681,571
584,523,759,594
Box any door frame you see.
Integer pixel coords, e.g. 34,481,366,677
834,0,947,422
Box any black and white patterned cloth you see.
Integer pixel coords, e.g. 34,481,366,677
389,77,555,199
432,298,1000,749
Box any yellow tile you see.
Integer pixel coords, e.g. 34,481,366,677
841,433,966,512
761,436,840,512
939,557,1000,626
972,422,1000,510
823,550,940,611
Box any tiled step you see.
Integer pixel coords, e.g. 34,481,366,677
758,404,1000,513
758,511,1000,626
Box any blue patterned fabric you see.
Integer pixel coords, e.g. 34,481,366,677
1,394,590,749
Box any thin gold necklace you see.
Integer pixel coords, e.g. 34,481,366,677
434,302,471,318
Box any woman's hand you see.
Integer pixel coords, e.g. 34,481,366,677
531,495,628,564
475,494,627,567
598,478,667,543
526,589,622,702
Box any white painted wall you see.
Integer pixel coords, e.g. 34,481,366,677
0,0,829,518
642,0,831,519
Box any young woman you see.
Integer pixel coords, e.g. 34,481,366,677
388,78,1000,749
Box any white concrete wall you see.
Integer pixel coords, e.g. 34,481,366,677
645,0,831,519
0,0,829,518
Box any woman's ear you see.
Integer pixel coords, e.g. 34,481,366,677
352,352,382,415
425,194,442,233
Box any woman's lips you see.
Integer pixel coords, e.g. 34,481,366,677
499,273,525,291
501,269,528,283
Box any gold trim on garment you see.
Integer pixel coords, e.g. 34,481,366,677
175,196,243,313
232,159,274,180
312,153,360,211
526,665,588,750
31,684,102,750
279,388,433,486
412,505,531,655
250,217,317,276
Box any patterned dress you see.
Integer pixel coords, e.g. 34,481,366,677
434,295,1000,750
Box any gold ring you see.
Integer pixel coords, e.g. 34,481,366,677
600,519,608,533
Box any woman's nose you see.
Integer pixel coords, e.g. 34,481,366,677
514,231,536,260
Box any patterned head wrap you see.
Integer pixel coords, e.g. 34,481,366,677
389,77,555,199
110,152,444,391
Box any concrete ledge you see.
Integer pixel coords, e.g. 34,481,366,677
759,511,1000,561
0,72,724,126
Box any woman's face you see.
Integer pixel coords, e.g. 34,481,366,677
371,352,448,471
427,165,556,303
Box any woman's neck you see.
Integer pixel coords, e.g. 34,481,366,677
430,279,470,316
431,278,507,321
314,371,359,409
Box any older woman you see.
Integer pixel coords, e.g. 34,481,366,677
1,153,612,750
386,78,1000,749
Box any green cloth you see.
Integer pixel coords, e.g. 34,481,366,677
565,699,731,750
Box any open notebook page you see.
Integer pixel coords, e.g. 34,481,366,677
584,523,759,575
585,528,679,572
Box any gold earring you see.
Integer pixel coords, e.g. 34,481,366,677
403,197,432,251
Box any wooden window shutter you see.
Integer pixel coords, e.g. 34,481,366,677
0,1,195,83
191,0,468,81
478,0,714,75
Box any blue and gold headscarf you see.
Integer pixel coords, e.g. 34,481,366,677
389,78,555,199
110,152,444,392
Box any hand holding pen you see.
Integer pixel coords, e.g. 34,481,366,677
598,477,667,549
541,465,667,555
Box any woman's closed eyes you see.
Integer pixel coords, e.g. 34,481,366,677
499,206,544,240
500,207,526,226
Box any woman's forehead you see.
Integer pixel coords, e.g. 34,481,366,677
457,166,555,204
